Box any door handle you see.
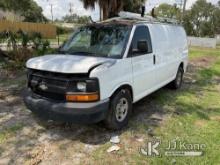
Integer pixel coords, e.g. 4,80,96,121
153,55,156,65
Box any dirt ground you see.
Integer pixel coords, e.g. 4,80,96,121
0,56,217,165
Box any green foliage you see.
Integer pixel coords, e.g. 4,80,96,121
0,30,51,70
1,30,50,52
155,3,181,20
17,30,30,48
155,0,220,37
62,14,90,24
37,40,51,55
78,16,91,24
29,32,51,55
56,26,72,35
183,0,220,37
0,31,7,44
6,31,18,51
31,32,42,50
123,0,146,13
0,0,47,22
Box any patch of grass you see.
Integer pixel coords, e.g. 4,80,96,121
189,46,220,59
0,123,24,144
199,60,220,78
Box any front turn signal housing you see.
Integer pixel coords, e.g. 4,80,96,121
66,93,99,102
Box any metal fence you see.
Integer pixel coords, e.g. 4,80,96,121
0,20,56,39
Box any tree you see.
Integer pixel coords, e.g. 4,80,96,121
62,14,79,23
155,3,181,20
213,2,220,34
62,14,90,24
183,0,220,37
0,0,47,22
182,11,194,36
78,16,90,24
80,0,145,20
22,0,47,22
123,0,146,13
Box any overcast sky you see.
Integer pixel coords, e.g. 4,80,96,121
34,0,219,21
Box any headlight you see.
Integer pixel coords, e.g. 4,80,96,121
66,78,100,102
77,82,87,92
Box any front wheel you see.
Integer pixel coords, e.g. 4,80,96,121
104,89,132,130
169,66,184,89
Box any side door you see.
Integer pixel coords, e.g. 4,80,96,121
129,25,156,102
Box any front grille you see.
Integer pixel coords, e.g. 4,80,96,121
34,90,65,101
28,69,88,101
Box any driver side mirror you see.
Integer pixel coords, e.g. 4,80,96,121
137,40,148,53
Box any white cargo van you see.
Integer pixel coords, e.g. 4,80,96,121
24,14,188,129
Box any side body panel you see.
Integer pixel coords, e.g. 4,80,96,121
148,24,188,90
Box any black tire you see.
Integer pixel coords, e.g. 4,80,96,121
104,89,132,130
169,66,184,89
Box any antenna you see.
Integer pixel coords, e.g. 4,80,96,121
50,4,53,22
69,3,73,15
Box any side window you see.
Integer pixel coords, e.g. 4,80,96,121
129,25,152,56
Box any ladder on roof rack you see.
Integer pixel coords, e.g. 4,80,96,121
118,11,179,25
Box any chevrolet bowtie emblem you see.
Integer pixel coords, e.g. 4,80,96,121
39,82,48,91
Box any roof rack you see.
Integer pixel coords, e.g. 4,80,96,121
103,11,179,25
118,11,155,22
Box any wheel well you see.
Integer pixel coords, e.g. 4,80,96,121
111,85,133,101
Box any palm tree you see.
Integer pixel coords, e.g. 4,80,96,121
80,0,146,20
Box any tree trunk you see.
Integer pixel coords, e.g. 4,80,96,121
100,0,124,20
102,4,109,20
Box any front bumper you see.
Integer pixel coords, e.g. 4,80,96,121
23,89,109,124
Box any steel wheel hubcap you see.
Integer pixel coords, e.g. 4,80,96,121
115,98,128,122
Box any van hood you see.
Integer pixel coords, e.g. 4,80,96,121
26,54,116,74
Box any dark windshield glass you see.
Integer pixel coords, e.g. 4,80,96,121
60,25,131,59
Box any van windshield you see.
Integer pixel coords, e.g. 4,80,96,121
60,25,131,59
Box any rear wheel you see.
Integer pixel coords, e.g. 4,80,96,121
170,66,184,89
104,89,132,130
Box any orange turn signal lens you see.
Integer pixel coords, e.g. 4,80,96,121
66,93,99,102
